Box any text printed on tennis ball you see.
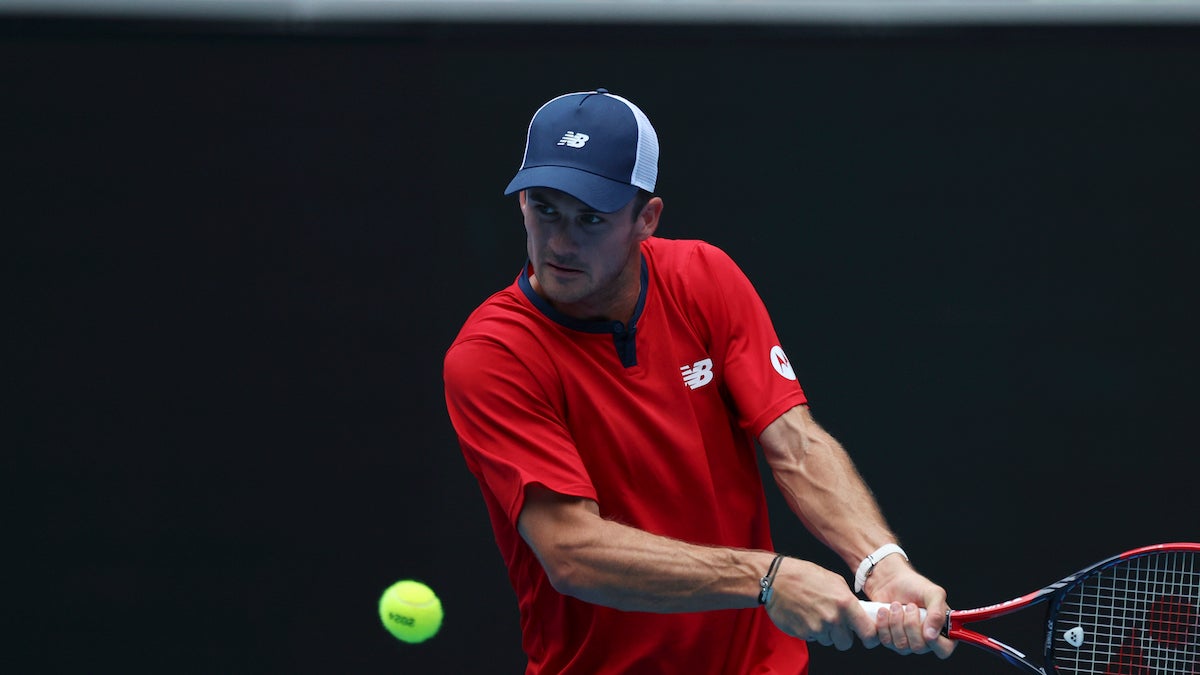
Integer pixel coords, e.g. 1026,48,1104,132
387,612,417,627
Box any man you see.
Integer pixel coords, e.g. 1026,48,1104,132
443,88,954,674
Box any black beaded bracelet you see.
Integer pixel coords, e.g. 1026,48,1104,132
758,554,786,605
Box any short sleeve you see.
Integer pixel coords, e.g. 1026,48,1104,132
443,335,597,527
686,243,807,437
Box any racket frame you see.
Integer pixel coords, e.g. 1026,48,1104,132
945,542,1200,675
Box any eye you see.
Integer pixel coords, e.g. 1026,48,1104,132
578,213,606,227
531,202,558,217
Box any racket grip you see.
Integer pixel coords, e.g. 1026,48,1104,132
859,600,929,621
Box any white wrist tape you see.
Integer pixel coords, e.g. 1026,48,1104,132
854,543,908,593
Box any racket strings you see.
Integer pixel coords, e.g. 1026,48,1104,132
1052,550,1200,675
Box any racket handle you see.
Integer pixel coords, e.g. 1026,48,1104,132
859,600,929,621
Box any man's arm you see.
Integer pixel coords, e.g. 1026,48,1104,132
758,405,896,570
516,484,879,651
758,404,955,657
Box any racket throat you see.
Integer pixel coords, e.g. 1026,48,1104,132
954,626,1047,675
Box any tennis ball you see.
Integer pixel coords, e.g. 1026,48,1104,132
378,579,443,644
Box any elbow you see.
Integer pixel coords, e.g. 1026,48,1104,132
516,487,605,600
542,558,580,597
532,527,608,602
538,544,591,599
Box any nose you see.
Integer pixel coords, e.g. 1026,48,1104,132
545,221,579,258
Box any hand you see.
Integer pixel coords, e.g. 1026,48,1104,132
863,555,956,658
763,558,880,651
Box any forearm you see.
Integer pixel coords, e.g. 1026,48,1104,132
760,406,897,572
518,486,777,613
557,521,775,611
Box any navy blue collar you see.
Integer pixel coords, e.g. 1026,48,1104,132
518,256,648,367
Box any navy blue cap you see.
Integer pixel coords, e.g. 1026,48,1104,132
505,89,659,213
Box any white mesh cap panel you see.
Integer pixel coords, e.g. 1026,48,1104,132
606,92,659,192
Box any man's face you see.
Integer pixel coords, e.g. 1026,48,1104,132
520,188,656,321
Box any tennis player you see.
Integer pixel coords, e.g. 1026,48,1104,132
443,89,954,674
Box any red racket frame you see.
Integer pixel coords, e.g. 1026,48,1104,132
942,543,1200,674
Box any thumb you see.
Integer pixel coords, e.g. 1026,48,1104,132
853,602,882,649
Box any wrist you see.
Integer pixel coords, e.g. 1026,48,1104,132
854,543,908,594
758,554,786,605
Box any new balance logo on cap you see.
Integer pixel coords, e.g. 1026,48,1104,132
681,358,714,389
557,131,590,148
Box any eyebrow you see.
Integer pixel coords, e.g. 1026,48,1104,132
528,190,600,213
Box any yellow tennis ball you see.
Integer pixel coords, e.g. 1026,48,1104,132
378,580,443,644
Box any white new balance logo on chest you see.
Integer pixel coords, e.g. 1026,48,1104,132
680,358,714,389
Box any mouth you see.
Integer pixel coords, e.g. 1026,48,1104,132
545,261,583,276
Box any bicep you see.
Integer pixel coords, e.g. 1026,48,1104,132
758,404,861,497
516,484,605,591
758,404,823,467
517,484,601,540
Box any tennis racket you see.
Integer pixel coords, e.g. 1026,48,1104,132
860,542,1200,674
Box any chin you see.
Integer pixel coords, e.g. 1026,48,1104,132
543,285,584,306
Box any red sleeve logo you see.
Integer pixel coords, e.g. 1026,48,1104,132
770,345,796,381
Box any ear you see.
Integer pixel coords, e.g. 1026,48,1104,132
635,196,664,241
517,190,527,209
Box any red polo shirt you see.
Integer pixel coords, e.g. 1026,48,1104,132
444,237,810,674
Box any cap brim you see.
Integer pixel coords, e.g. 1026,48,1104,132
504,166,639,213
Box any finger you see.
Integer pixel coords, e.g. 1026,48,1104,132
874,605,894,649
887,602,912,654
902,603,930,654
922,611,944,643
854,604,881,650
832,625,857,652
922,595,950,643
930,634,958,660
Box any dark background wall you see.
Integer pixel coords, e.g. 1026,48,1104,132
9,16,1199,674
